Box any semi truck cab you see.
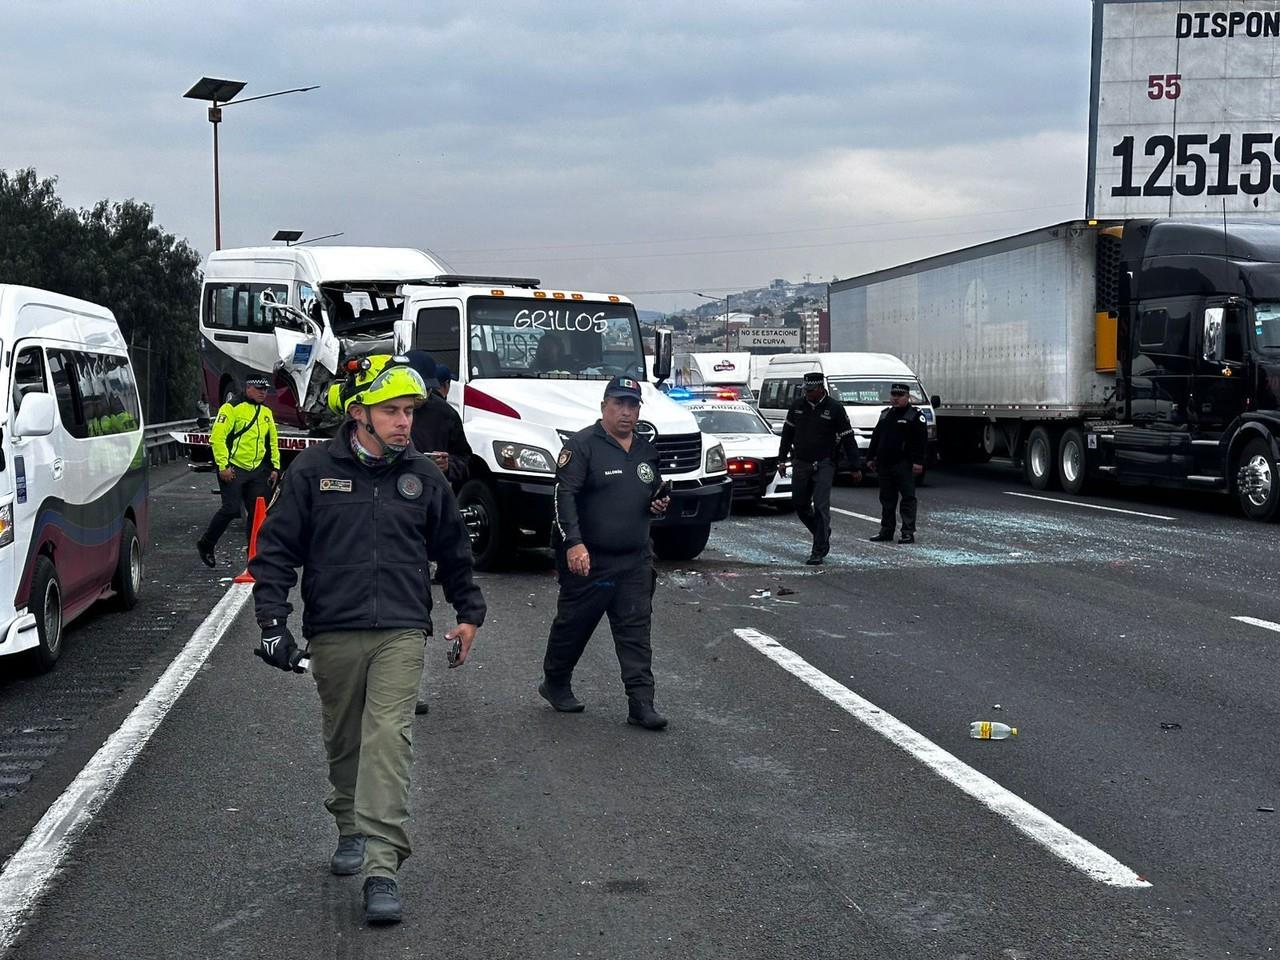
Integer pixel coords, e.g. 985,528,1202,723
1093,220,1280,518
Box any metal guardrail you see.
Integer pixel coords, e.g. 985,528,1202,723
143,418,197,466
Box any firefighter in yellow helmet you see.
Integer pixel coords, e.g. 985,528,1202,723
248,354,486,926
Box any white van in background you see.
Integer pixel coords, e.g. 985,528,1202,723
758,352,939,470
671,352,754,403
0,286,148,671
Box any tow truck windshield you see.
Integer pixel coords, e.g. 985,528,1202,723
467,297,646,381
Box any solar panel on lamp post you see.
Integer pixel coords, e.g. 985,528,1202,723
184,78,319,250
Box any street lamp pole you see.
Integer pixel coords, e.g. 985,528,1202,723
693,291,733,350
185,78,319,251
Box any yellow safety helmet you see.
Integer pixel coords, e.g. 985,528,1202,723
327,355,428,415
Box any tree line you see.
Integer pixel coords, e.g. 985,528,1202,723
0,168,202,421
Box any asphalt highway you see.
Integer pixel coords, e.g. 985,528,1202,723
1,461,1276,958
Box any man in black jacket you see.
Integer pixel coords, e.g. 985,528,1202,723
406,350,471,493
249,355,485,926
867,382,928,544
539,376,671,730
777,372,862,564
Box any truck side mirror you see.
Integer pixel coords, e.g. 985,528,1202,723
653,328,673,383
1203,307,1224,363
13,392,55,438
393,318,415,355
930,394,941,409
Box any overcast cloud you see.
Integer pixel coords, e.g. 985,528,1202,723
0,1,1093,312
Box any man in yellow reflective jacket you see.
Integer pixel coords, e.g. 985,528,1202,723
197,375,281,567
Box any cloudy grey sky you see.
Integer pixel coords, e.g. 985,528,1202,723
0,1,1093,313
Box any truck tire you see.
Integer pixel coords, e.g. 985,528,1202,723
458,480,509,571
1024,426,1057,491
27,556,64,673
1234,437,1280,521
651,524,711,562
1058,428,1088,495
112,518,143,610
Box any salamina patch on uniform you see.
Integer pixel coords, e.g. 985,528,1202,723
557,448,572,467
320,478,353,492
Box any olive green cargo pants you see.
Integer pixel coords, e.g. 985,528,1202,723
308,628,426,879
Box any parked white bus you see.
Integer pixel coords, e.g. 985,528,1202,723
0,285,147,670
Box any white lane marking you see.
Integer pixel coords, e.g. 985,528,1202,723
0,583,253,951
830,506,881,524
1232,615,1280,634
1003,492,1175,521
734,627,1151,888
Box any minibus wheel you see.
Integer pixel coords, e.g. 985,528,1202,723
29,556,64,672
113,518,143,609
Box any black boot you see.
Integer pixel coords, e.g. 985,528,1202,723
538,680,585,713
898,533,915,544
330,834,366,875
362,876,402,925
627,698,668,731
869,531,894,543
196,538,216,568
804,553,824,565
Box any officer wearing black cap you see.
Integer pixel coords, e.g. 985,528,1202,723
539,376,671,730
867,382,928,544
197,374,280,567
777,371,861,564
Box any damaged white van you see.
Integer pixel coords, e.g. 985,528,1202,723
0,286,147,671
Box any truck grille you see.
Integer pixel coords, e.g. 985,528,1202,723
655,433,702,474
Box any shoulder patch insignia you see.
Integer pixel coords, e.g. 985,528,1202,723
557,448,572,468
637,462,655,484
397,474,423,500
215,413,227,424
319,478,353,493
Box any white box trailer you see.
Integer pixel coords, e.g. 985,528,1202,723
830,222,1112,422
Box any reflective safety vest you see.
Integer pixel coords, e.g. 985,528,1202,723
210,399,280,471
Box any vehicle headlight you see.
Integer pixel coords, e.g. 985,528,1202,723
0,504,11,548
705,442,726,473
493,441,555,474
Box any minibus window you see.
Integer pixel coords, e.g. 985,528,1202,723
11,348,47,415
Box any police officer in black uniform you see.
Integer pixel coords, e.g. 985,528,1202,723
538,376,671,730
867,382,928,544
777,371,862,565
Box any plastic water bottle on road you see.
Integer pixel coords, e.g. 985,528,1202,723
969,721,1017,739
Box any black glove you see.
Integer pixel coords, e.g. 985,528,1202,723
254,621,306,673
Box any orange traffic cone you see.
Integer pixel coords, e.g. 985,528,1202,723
233,497,268,584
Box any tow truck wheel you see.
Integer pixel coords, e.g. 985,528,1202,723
1024,426,1057,491
1058,428,1088,495
651,524,711,562
458,480,509,571
27,556,64,673
1235,437,1280,521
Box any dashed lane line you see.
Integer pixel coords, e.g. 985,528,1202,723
733,627,1151,888
1232,615,1280,634
1004,492,1176,521
0,583,253,953
830,506,881,524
